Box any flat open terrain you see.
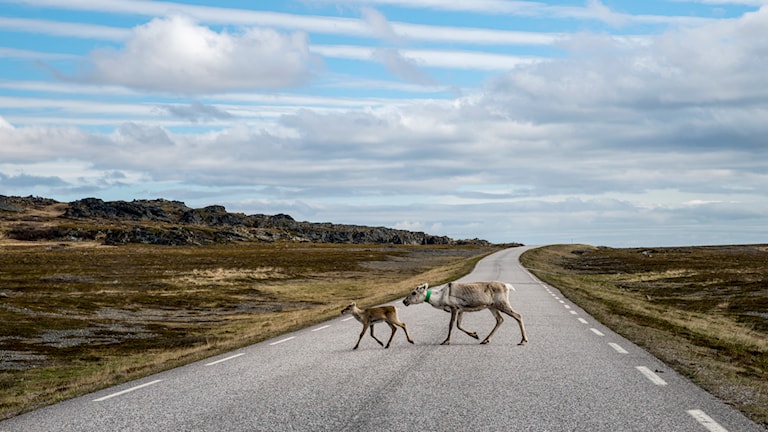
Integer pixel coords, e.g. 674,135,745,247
520,244,768,428
0,240,499,419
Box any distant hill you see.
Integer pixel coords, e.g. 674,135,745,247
0,195,504,247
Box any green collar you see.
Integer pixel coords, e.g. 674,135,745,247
425,289,432,302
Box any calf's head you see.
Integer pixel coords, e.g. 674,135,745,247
340,302,356,315
403,283,429,306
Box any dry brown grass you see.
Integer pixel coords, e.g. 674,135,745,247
521,244,768,428
0,241,499,419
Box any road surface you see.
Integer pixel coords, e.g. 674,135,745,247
1,247,764,431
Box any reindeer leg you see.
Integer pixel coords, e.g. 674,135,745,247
481,308,504,344
455,311,479,339
395,320,414,344
500,304,528,345
441,308,457,345
384,322,397,348
354,323,369,350
369,324,384,346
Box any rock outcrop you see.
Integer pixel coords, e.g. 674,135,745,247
1,195,502,247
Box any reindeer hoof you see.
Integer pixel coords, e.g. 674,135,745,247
518,340,528,346
408,340,414,344
469,332,479,339
480,340,490,344
440,340,451,345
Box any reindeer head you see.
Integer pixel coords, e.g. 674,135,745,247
403,283,429,306
340,302,357,315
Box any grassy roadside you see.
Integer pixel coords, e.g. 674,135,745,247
0,241,500,419
520,244,768,428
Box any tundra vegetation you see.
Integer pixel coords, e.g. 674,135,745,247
0,241,497,419
0,196,501,419
520,244,768,428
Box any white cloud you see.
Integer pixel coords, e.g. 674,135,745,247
0,47,77,60
361,7,404,44
0,16,128,40
0,116,14,130
372,48,435,84
84,15,316,93
2,1,767,246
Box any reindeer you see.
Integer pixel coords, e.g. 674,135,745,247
403,281,527,346
340,302,414,350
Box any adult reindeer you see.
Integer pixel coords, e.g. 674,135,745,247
403,281,528,346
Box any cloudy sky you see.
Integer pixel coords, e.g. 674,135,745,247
1,0,767,247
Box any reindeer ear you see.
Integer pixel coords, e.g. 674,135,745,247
351,302,356,306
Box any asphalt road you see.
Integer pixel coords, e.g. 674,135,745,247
1,247,764,432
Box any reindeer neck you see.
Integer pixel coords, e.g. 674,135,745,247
351,307,366,321
426,284,446,305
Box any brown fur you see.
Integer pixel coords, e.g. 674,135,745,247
341,302,414,350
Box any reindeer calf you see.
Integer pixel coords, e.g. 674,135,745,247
341,302,414,350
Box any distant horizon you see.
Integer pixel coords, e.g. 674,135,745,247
1,1,766,248
4,192,764,249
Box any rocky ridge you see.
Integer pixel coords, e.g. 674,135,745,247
0,195,500,246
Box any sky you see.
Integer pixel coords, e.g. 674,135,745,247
1,0,767,247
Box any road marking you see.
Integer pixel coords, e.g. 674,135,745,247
564,305,571,309
687,409,729,432
341,317,354,322
608,343,628,354
558,300,565,303
636,366,668,386
569,310,578,315
578,318,588,324
269,336,295,346
93,380,163,402
205,353,244,366
590,328,605,336
312,325,331,332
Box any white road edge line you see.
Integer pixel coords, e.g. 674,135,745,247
608,342,628,354
269,336,295,346
590,328,605,336
687,409,729,432
205,353,244,366
341,317,354,322
636,366,668,386
312,325,331,332
93,379,163,402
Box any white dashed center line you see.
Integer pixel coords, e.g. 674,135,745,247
93,379,163,402
687,409,729,432
636,366,668,386
269,336,295,346
312,325,331,332
578,318,588,324
608,343,628,354
205,353,244,366
590,328,605,336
